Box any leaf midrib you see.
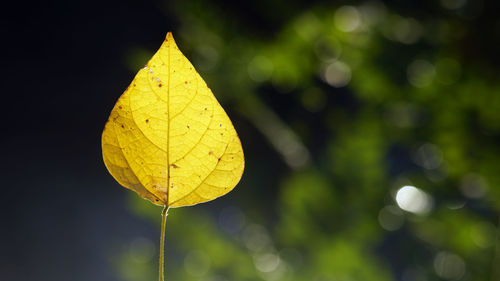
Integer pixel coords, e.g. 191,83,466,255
166,38,171,206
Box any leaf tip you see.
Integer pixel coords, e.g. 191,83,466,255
165,32,174,41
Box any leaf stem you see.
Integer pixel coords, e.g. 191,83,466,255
159,206,169,281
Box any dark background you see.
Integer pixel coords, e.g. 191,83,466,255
2,0,500,281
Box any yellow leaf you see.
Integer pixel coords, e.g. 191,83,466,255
102,32,244,207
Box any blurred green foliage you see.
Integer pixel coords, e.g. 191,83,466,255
116,0,500,280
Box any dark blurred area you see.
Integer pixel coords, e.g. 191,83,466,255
2,0,500,280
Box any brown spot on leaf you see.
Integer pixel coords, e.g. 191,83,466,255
118,106,123,110
208,151,213,155
146,119,149,123
187,125,190,129
159,83,162,87
170,164,179,168
121,124,125,128
184,81,188,84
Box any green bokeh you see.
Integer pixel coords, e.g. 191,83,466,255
116,1,500,280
